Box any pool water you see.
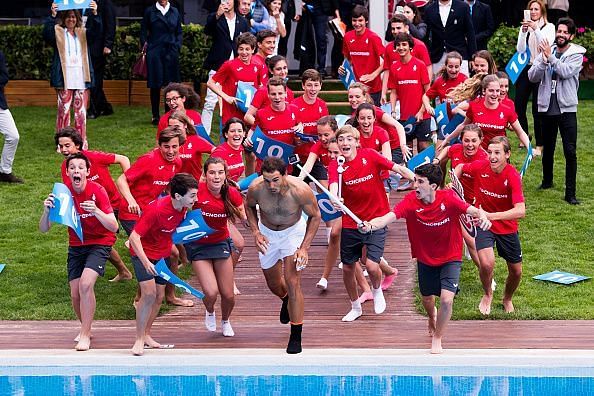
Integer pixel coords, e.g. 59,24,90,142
1,374,593,396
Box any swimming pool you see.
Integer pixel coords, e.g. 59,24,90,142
2,349,593,396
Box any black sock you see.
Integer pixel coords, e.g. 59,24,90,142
279,295,290,324
286,323,302,354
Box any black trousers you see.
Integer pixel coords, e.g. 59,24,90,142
89,53,112,114
541,112,578,198
514,66,543,146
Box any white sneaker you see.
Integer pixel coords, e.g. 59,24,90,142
205,311,216,332
338,262,343,269
316,277,328,290
373,288,386,314
342,307,362,322
222,320,234,337
491,279,497,291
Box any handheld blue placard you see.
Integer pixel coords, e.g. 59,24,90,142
381,103,392,115
296,132,318,143
533,270,590,285
407,145,435,171
195,125,215,146
155,259,205,298
56,0,91,11
251,127,294,163
443,113,465,137
316,192,342,222
237,173,259,192
172,209,215,244
434,103,449,135
335,114,350,128
520,145,533,179
339,59,356,89
402,116,417,135
49,183,84,242
505,48,531,85
235,81,257,113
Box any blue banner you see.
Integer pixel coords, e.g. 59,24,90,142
533,270,590,285
443,113,465,137
235,81,257,113
296,132,318,143
505,48,531,85
237,172,259,192
402,116,417,136
251,127,294,163
519,145,533,179
381,103,392,115
195,124,215,146
56,0,90,11
434,103,449,136
335,114,350,128
49,183,84,242
407,145,435,171
155,259,205,299
339,59,356,89
172,209,215,244
0,264,5,275
316,192,342,222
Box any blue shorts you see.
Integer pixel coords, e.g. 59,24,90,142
340,227,386,265
417,260,461,296
131,256,169,285
475,228,523,264
185,238,235,261
67,245,112,281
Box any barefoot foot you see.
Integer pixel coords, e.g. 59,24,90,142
166,297,194,307
431,336,443,354
132,339,145,356
144,335,161,348
109,271,133,282
428,307,437,337
75,336,91,351
479,294,493,315
503,299,515,313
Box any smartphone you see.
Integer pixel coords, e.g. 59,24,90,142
524,10,531,21
396,6,405,14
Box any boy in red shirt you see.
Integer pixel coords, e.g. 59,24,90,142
456,136,526,316
361,163,490,354
252,30,276,77
339,5,385,106
128,173,198,356
40,152,119,352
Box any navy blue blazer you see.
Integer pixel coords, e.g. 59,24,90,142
203,12,250,71
470,1,495,50
424,0,477,62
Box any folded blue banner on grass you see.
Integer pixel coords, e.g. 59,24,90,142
155,259,205,299
339,59,356,89
235,81,257,113
195,124,215,146
505,48,531,85
335,114,350,128
0,264,5,275
237,173,259,192
56,0,90,11
172,209,214,244
49,182,84,242
316,192,342,222
533,270,590,285
443,113,465,137
251,127,294,163
407,145,435,171
520,145,533,179
402,116,417,135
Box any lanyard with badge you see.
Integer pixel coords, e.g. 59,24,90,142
549,48,558,94
65,30,81,66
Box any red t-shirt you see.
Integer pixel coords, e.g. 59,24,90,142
157,109,203,135
383,37,431,71
328,149,394,229
119,149,182,221
251,54,270,84
465,99,518,150
358,125,390,152
130,196,185,260
500,96,516,113
462,160,525,234
61,150,123,211
343,28,384,93
426,74,468,103
291,96,329,160
448,144,488,204
394,189,470,266
351,106,400,150
388,56,430,120
68,181,116,247
212,57,266,124
310,141,331,168
251,86,294,110
254,104,300,146
211,142,245,182
192,182,243,244
179,135,215,181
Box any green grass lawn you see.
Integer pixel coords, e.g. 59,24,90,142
0,103,592,320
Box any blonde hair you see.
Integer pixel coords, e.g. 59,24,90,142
336,124,360,141
168,111,196,135
447,73,487,103
526,0,548,23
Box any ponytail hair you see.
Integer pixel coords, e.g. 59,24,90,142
447,73,487,103
203,157,241,222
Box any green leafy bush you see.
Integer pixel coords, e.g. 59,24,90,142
0,23,211,82
487,24,519,71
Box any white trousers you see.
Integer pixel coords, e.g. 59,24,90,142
0,108,19,174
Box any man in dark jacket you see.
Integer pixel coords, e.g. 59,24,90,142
0,50,23,183
88,0,116,119
423,0,476,76
465,0,495,51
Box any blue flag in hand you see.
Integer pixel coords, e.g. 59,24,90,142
505,48,531,85
443,113,465,137
434,103,449,135
49,182,84,242
195,124,215,146
407,145,435,171
172,209,215,244
251,127,294,163
155,259,205,299
339,59,356,89
316,192,342,222
236,81,257,113
237,173,259,192
56,0,90,11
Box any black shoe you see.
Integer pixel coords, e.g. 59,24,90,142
87,112,98,119
279,295,290,324
538,182,553,190
286,324,302,354
101,105,114,116
0,172,24,184
151,117,159,126
565,196,580,205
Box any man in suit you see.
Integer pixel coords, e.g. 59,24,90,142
0,50,22,183
466,0,495,51
88,0,116,119
423,0,477,76
201,0,250,135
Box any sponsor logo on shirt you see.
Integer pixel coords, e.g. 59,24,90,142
413,64,417,71
202,211,227,218
89,175,99,182
350,51,370,56
415,208,424,213
397,79,420,85
504,179,508,186
480,187,508,199
80,213,96,219
268,128,295,135
161,227,176,233
362,158,368,165
475,122,505,130
481,174,489,178
416,217,450,227
345,173,373,185
168,215,174,220
158,165,165,170
92,194,96,201
180,153,193,159
237,67,243,72
228,163,244,170
188,142,193,149
303,121,317,128
500,112,504,119
267,116,274,121
153,180,169,186
440,203,446,211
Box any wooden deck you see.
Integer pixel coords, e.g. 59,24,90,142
1,192,593,351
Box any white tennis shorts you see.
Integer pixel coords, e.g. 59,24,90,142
258,217,306,270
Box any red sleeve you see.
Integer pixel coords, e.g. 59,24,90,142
507,106,519,124
133,206,157,237
371,148,394,170
86,150,116,167
186,110,203,126
310,141,322,156
383,45,391,70
287,89,294,102
95,184,114,215
157,114,168,133
416,43,431,66
509,170,525,205
328,159,338,184
387,64,397,90
448,189,470,215
124,154,150,184
461,160,478,176
212,61,230,85
258,63,268,87
229,187,243,207
376,126,389,145
251,88,267,109
465,100,476,121
393,194,411,219
195,136,215,152
61,161,68,184
426,79,440,100
371,34,384,59
342,32,350,59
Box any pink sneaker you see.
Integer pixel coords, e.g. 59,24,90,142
381,270,398,291
357,291,374,304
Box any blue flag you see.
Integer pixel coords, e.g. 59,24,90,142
251,127,294,163
520,145,533,179
296,132,318,143
505,48,531,85
339,59,356,89
0,264,5,275
195,124,215,146
443,113,465,137
237,173,259,192
316,192,342,222
407,145,435,171
56,0,90,11
172,209,215,244
235,81,257,113
434,103,449,135
533,270,590,285
381,103,392,115
49,183,84,242
155,259,205,299
402,116,417,135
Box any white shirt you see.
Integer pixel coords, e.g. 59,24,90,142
226,14,236,60
156,1,170,16
439,0,452,27
64,31,85,90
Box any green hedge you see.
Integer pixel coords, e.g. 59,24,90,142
0,23,211,82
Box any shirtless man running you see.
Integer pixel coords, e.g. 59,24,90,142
246,156,321,354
